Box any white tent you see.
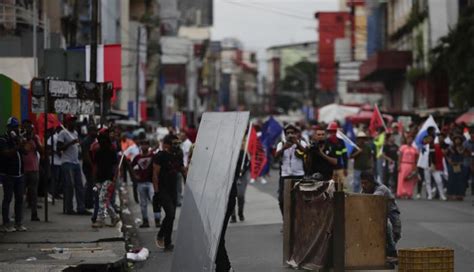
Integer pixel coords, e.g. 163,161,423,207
318,103,360,123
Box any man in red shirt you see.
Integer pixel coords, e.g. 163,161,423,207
132,140,160,228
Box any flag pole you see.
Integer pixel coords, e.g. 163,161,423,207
375,104,388,131
240,121,253,173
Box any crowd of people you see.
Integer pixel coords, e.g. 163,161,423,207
270,120,474,202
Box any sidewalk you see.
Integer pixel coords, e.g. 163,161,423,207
0,184,127,271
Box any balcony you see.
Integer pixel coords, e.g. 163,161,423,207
359,50,412,81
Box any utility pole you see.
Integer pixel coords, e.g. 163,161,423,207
136,26,141,123
33,0,37,77
90,0,98,83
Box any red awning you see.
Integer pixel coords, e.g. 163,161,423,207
456,111,474,125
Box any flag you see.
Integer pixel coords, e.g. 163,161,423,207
259,117,283,175
414,115,440,150
337,130,359,157
343,120,356,142
247,125,267,179
369,104,386,137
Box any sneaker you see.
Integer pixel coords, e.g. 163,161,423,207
92,220,105,228
260,178,268,184
249,179,256,184
155,219,161,228
1,224,16,233
156,237,165,249
164,244,174,252
140,221,150,228
415,194,421,200
14,224,27,232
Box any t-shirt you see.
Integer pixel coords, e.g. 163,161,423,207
57,129,80,164
383,143,399,162
306,141,336,180
276,140,307,177
0,134,23,177
22,137,40,172
132,153,154,183
417,144,430,169
153,150,183,193
93,147,118,183
181,139,193,167
354,143,375,171
372,184,400,215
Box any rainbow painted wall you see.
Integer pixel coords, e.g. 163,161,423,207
0,74,31,134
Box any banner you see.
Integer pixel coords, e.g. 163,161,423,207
248,125,267,179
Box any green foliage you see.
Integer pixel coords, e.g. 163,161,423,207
406,67,426,83
279,61,317,94
431,7,474,108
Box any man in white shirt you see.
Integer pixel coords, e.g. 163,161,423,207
275,124,307,217
57,116,89,215
47,127,63,199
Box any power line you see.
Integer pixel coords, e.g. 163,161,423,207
221,0,315,21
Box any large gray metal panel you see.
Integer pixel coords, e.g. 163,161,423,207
171,112,249,272
66,50,86,81
42,49,66,79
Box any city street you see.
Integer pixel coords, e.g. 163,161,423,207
130,170,474,271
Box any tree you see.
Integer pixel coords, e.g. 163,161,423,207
431,6,474,108
280,61,317,98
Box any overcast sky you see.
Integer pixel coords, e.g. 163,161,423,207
212,0,339,54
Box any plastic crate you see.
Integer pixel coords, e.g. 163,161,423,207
398,247,454,272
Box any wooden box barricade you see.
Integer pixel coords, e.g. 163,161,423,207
283,181,388,271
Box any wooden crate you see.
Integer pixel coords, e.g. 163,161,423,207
398,247,454,272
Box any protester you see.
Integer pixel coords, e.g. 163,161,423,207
463,128,474,196
305,125,337,182
275,124,307,216
47,127,63,199
351,131,375,193
397,135,419,199
57,115,89,215
391,123,403,146
231,140,250,223
446,134,469,200
326,122,348,190
82,126,98,209
383,133,399,193
88,128,120,228
154,134,186,251
20,120,42,221
0,117,27,232
361,172,401,258
132,140,158,228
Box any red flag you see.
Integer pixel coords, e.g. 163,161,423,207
369,104,386,137
247,125,267,179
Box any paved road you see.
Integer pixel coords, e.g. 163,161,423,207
131,171,474,271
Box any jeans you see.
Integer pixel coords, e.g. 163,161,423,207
62,163,86,213
157,191,176,247
137,182,154,221
353,170,362,193
1,175,24,225
96,181,117,221
25,171,40,218
51,165,62,196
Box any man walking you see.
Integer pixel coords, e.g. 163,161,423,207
57,115,89,215
306,125,337,181
132,140,159,228
0,117,27,232
154,135,186,251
